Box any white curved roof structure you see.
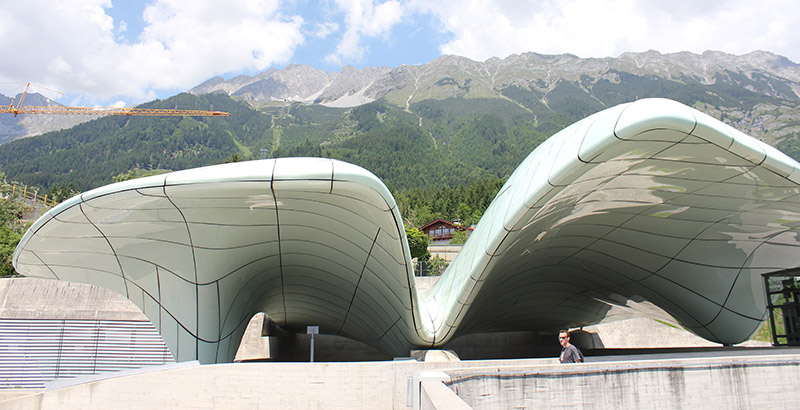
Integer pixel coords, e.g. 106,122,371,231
14,99,800,363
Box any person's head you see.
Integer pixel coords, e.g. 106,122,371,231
558,330,570,348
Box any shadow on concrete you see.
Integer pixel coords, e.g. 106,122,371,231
242,325,784,363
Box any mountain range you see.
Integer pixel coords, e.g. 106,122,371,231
187,50,800,143
0,93,90,144
1,50,799,194
191,50,800,106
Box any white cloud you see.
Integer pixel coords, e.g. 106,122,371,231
116,20,128,36
2,0,798,106
324,0,405,65
411,0,800,63
313,22,340,39
0,0,305,105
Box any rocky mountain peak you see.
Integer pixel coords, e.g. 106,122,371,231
187,50,800,110
0,92,92,143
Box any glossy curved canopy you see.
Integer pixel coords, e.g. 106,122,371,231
14,99,800,363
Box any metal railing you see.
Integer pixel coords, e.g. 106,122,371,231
7,184,58,208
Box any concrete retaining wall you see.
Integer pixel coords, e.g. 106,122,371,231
0,278,146,321
3,351,799,409
420,380,471,410
427,246,462,263
446,354,800,409
0,359,492,409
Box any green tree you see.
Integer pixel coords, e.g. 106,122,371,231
112,169,167,183
0,226,22,276
47,183,80,204
454,203,473,222
405,226,430,261
224,153,242,163
449,230,469,245
0,172,29,276
419,255,449,276
112,170,138,182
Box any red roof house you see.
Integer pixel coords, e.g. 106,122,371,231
419,219,474,244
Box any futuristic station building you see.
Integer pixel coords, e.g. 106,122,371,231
13,98,800,364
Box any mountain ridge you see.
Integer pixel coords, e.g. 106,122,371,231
188,50,800,107
0,92,92,144
1,49,800,196
3,49,798,143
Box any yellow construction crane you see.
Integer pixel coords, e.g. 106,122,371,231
0,83,230,117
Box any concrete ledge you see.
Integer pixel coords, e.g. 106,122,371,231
420,380,471,410
2,350,796,409
0,390,44,404
45,361,199,391
0,278,147,321
445,354,800,409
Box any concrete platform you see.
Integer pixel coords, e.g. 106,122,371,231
0,277,788,409
1,348,797,409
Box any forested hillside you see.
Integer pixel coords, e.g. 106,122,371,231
0,94,271,189
1,52,799,232
0,93,550,194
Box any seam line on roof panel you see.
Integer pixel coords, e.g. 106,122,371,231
217,303,261,344
28,251,60,281
156,266,162,334
202,254,279,286
163,184,201,360
148,289,219,343
79,202,129,300
387,205,420,337
338,228,380,335
215,282,221,362
162,184,200,359
376,317,402,342
551,202,730,332
703,230,786,327
270,162,288,325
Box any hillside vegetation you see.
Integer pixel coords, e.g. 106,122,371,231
0,52,799,232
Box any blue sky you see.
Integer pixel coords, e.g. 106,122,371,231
101,1,447,71
1,0,799,107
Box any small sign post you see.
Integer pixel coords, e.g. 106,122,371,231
307,326,319,362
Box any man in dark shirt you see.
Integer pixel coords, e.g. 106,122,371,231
558,330,584,363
